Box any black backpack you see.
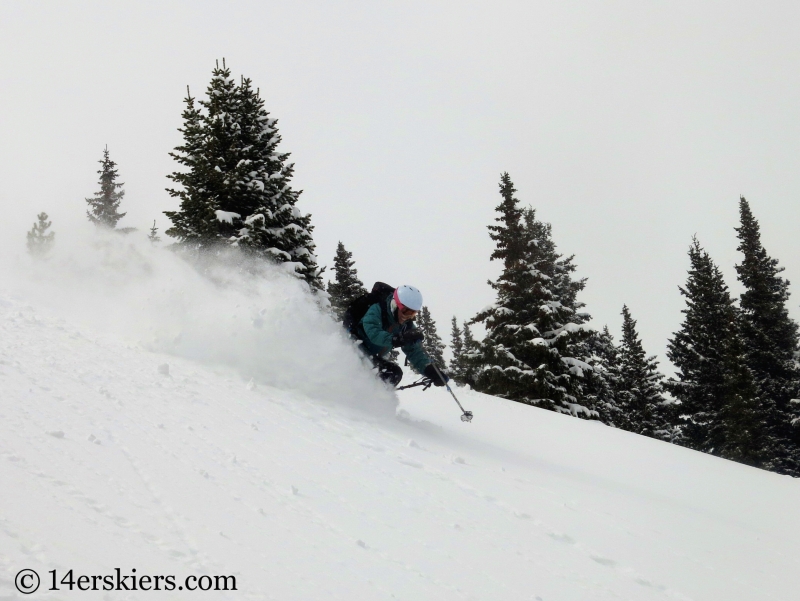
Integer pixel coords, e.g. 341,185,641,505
343,282,395,332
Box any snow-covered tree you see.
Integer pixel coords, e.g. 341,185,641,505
230,75,324,289
734,197,800,475
666,238,762,464
165,63,243,246
416,306,446,368
582,326,624,427
667,239,730,451
617,305,674,440
471,173,595,417
86,147,126,229
164,86,215,242
26,212,55,258
165,61,324,289
327,242,367,321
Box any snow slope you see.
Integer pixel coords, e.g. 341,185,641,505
2,236,799,600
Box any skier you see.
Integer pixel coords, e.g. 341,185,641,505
346,283,449,388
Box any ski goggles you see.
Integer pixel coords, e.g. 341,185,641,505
398,305,418,318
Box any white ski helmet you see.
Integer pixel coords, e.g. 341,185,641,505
394,284,423,312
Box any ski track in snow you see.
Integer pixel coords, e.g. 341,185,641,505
2,292,800,600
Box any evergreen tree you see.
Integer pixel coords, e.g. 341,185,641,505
666,238,762,464
667,239,727,451
164,86,216,243
472,173,595,417
230,75,324,289
26,212,55,258
717,328,765,465
416,306,446,368
461,323,480,387
148,220,161,243
734,196,800,475
449,317,467,384
327,242,367,321
165,61,324,289
617,305,673,439
86,146,126,229
583,326,624,427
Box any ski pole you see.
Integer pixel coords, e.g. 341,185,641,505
430,363,473,422
396,377,433,391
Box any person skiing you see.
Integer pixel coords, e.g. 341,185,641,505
347,283,449,388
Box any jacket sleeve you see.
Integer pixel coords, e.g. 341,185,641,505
402,338,432,373
361,303,393,351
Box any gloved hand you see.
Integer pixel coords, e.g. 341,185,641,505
424,363,449,387
392,329,424,348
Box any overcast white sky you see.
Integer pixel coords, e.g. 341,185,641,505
1,1,799,371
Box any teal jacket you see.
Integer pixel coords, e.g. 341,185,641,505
355,296,431,373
